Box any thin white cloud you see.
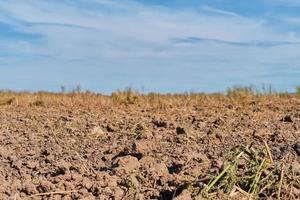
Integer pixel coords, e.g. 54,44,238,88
0,0,295,42
0,0,298,59
0,0,299,92
200,6,242,18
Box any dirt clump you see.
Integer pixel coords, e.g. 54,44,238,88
1,93,300,199
113,155,140,174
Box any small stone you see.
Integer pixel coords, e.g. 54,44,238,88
78,188,89,196
64,182,75,190
82,177,93,190
139,156,156,165
212,159,223,170
132,140,152,155
12,160,23,170
107,176,119,187
139,156,169,177
46,155,55,163
71,173,83,182
189,165,205,177
113,156,140,174
138,131,153,139
23,181,38,195
112,187,125,199
57,160,70,172
27,161,39,169
151,163,169,177
90,126,105,137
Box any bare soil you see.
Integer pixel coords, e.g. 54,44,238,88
1,94,300,199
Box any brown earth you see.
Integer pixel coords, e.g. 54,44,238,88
1,93,300,199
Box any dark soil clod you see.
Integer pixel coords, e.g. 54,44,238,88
293,142,300,156
176,127,186,134
153,119,168,128
158,189,174,200
282,115,293,123
168,162,183,174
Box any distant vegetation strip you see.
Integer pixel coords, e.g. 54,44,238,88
0,86,299,107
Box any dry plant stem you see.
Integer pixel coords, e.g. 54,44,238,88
287,184,293,199
277,165,285,200
249,158,266,195
204,151,244,194
259,180,275,194
74,151,96,175
31,190,77,196
233,186,250,198
264,140,274,164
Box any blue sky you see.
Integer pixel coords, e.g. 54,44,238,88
0,0,300,94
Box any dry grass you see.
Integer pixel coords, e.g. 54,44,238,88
0,90,111,107
199,144,294,199
0,86,297,109
109,86,290,108
167,143,298,199
297,86,300,97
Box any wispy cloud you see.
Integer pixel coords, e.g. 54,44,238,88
0,0,296,56
0,0,299,93
264,0,300,7
172,37,300,48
